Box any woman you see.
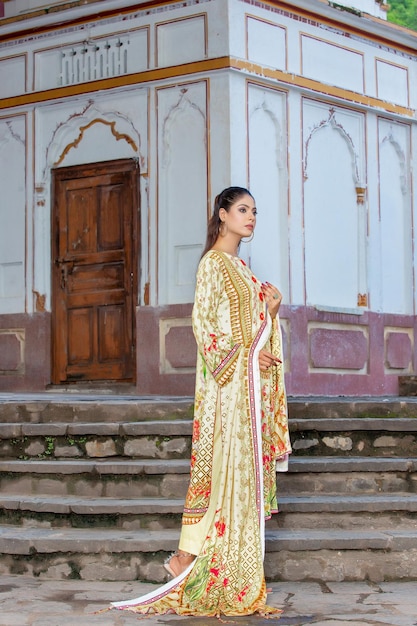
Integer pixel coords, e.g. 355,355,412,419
111,186,291,617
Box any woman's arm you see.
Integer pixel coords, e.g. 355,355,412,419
192,255,242,386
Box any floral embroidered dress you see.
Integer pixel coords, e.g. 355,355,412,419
111,250,291,617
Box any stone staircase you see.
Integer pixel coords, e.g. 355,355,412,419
0,393,416,583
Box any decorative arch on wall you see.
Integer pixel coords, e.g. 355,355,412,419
42,103,142,180
247,84,289,300
380,128,408,195
249,100,286,172
53,118,138,167
303,108,362,189
379,120,413,314
160,88,206,169
157,81,208,305
33,102,143,313
303,104,367,309
0,120,25,150
0,117,26,314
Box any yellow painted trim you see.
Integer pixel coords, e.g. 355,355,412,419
231,58,415,118
0,55,414,118
54,118,138,166
0,57,229,109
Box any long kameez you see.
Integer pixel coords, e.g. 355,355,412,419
111,250,291,617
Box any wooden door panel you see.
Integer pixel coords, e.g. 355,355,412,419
66,188,96,254
68,263,125,295
99,186,124,250
68,308,93,364
52,159,139,384
98,306,126,361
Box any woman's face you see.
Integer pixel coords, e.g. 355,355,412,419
220,193,257,239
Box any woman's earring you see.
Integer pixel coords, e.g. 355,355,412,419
241,232,254,243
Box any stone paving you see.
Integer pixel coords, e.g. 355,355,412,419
1,576,416,626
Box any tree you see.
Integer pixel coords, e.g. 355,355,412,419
387,0,417,30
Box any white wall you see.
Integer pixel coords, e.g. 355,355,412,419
247,82,289,296
0,0,415,318
157,80,208,304
0,115,26,313
378,118,413,314
302,101,366,311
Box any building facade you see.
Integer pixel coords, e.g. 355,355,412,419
0,0,416,396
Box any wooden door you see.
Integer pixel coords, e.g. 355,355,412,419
51,159,139,384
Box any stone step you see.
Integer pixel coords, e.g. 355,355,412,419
0,420,193,461
268,509,417,531
288,397,417,419
290,418,417,457
1,393,417,424
289,457,417,471
281,457,417,495
1,417,417,459
0,395,195,424
1,493,416,531
291,417,417,431
264,528,417,582
278,494,417,512
0,525,415,582
0,457,415,498
0,395,415,583
0,458,191,499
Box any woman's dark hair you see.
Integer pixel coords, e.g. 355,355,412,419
201,186,253,258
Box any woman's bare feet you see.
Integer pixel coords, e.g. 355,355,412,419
164,551,195,578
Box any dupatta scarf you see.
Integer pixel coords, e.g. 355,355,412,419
111,251,291,617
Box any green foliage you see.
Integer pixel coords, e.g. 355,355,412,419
43,436,55,456
387,0,417,31
66,435,87,446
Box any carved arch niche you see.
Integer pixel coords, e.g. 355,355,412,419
248,83,289,297
302,100,367,310
378,118,413,315
0,116,26,314
43,105,141,175
33,104,142,311
157,82,208,305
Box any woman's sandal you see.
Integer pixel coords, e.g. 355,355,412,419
164,551,194,578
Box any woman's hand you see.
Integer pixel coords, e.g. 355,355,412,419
259,349,281,371
261,282,282,319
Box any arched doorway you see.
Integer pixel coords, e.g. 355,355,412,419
51,158,139,385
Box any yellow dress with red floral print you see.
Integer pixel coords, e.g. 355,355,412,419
111,250,291,617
